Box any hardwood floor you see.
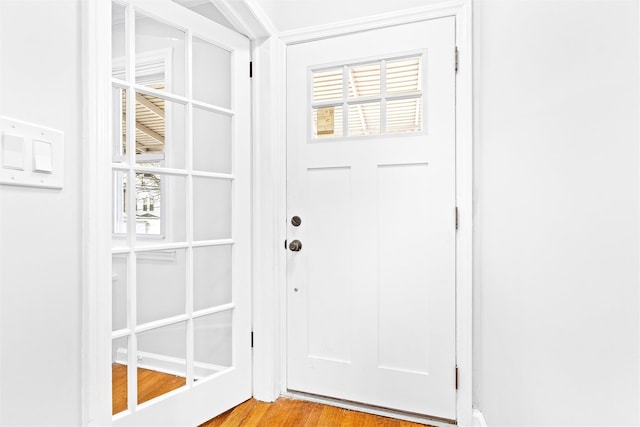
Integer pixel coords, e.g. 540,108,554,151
200,398,431,427
112,363,186,415
113,364,430,426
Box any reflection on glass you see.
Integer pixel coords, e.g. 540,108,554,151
312,105,343,139
112,336,128,415
348,63,380,98
137,322,187,405
386,57,422,95
112,86,126,161
387,98,422,134
131,173,186,241
137,249,186,325
193,245,232,311
193,37,231,108
135,12,185,96
112,170,128,249
193,107,231,174
112,1,126,79
112,254,128,331
194,311,233,380
313,68,343,102
193,177,232,241
133,94,186,169
348,102,381,136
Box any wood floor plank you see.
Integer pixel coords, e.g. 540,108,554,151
237,400,272,427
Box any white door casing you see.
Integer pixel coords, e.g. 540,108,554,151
286,17,457,420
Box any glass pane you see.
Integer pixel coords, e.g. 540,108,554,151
112,86,126,162
194,245,232,311
193,107,231,174
112,170,127,248
193,177,232,241
193,37,231,108
133,173,186,243
137,322,187,405
112,253,128,331
348,102,381,136
137,249,186,325
135,12,185,96
194,311,233,380
313,68,343,102
312,105,343,139
135,95,186,169
112,2,126,79
387,98,422,134
386,57,422,95
112,336,128,415
348,63,380,98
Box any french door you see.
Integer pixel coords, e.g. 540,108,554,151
286,17,457,420
110,1,251,424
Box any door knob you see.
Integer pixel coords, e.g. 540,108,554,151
291,216,302,227
289,240,302,252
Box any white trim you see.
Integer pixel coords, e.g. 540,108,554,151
251,1,473,424
211,0,273,40
472,409,488,427
82,0,113,425
279,1,464,45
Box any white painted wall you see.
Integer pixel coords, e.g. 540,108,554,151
0,0,83,425
474,1,638,425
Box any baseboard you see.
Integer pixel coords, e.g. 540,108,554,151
115,347,227,380
472,409,488,427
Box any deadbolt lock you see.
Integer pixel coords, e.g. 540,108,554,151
289,240,302,252
291,216,302,227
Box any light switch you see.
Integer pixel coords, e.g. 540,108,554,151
33,139,53,173
2,133,25,170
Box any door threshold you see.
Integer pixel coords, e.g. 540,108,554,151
282,390,457,427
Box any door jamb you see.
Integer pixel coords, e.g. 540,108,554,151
251,1,473,425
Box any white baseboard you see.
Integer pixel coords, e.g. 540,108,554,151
115,347,227,380
472,409,488,427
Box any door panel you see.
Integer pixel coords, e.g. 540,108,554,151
111,1,251,424
286,17,457,419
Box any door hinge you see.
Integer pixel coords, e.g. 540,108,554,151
455,366,459,389
455,47,459,73
250,61,253,78
251,331,254,348
455,207,459,230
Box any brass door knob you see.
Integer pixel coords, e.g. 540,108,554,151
289,240,302,252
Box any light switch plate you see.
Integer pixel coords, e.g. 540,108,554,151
0,116,64,189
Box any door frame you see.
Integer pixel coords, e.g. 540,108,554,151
251,0,473,425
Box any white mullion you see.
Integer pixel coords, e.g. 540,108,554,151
342,65,349,136
191,239,235,248
130,241,190,252
190,171,235,180
132,165,190,176
192,303,236,319
381,59,387,134
135,313,192,334
125,2,138,413
185,27,195,388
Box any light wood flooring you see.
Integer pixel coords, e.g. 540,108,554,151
113,364,430,426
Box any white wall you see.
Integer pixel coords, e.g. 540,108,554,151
0,0,83,425
474,1,638,425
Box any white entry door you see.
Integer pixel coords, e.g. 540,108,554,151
286,17,457,420
110,1,251,425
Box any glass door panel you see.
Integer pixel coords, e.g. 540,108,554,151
110,1,250,424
